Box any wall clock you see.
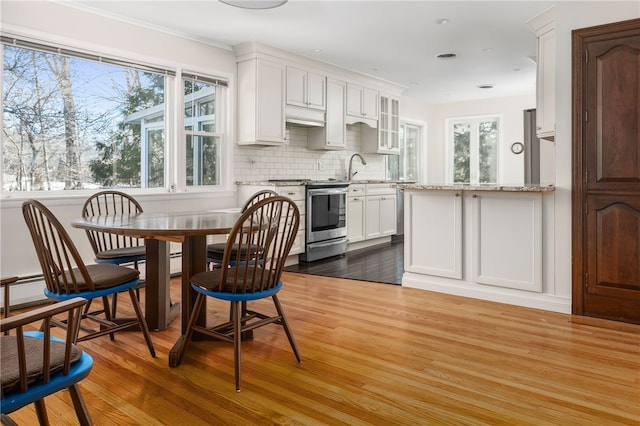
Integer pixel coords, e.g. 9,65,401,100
511,142,524,154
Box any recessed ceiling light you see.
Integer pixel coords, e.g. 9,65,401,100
220,0,287,9
436,18,450,24
477,84,495,89
436,53,457,59
311,48,322,53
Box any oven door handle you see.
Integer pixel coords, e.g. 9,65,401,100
307,238,347,249
307,188,347,196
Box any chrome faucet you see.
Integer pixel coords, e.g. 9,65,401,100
348,153,367,180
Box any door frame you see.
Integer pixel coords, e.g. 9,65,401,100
571,18,640,317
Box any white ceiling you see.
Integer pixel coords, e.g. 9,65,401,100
66,0,556,104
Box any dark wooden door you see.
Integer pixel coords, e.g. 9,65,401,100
573,18,640,324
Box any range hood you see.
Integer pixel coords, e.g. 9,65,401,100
285,105,325,127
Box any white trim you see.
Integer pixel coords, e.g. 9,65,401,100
402,272,571,314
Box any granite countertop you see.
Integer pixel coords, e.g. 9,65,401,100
400,184,556,192
235,180,413,186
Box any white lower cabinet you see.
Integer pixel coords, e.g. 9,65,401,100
365,194,397,239
405,190,542,292
237,184,306,256
347,183,396,244
347,184,366,243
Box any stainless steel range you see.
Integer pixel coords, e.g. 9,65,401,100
299,180,348,262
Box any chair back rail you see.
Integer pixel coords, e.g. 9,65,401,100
22,200,95,295
82,190,144,255
1,297,86,395
218,196,299,293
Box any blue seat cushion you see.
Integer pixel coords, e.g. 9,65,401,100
1,332,93,414
191,267,283,302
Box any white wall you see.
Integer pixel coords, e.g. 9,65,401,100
551,1,640,301
234,124,388,183
424,94,536,185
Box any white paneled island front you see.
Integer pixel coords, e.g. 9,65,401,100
401,184,568,313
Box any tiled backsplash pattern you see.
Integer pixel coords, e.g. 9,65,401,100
233,124,387,182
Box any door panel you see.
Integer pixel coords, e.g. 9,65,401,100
573,18,640,324
586,195,640,298
586,39,640,188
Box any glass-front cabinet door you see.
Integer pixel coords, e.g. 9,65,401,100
378,94,400,154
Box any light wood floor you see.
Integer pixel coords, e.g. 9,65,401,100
5,273,640,425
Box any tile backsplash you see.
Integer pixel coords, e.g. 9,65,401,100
233,124,387,182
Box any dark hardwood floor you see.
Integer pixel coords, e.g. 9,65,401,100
285,238,403,284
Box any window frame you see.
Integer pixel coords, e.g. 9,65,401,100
445,114,502,185
0,35,232,200
386,118,426,183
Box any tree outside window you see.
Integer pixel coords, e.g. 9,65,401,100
2,42,167,191
448,116,499,185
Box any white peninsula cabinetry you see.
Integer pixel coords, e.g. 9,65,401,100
403,185,564,313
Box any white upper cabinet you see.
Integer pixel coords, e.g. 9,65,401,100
286,66,326,111
236,58,286,146
308,78,346,150
362,93,400,154
378,94,400,154
528,7,556,141
346,83,378,123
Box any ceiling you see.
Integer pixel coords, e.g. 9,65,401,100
66,0,555,104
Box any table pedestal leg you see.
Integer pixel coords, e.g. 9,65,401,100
145,239,180,331
169,235,207,367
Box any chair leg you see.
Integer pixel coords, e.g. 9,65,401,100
1,414,19,426
272,295,301,363
68,383,93,425
101,296,116,341
172,292,207,367
127,288,156,358
232,301,242,393
110,293,118,319
33,399,49,425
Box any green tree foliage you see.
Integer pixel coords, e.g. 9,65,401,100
90,70,164,187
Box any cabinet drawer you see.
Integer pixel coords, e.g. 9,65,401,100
366,184,395,196
347,184,366,197
277,186,305,201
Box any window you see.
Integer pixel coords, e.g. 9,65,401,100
183,75,224,187
1,37,228,194
447,115,499,185
387,121,422,182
